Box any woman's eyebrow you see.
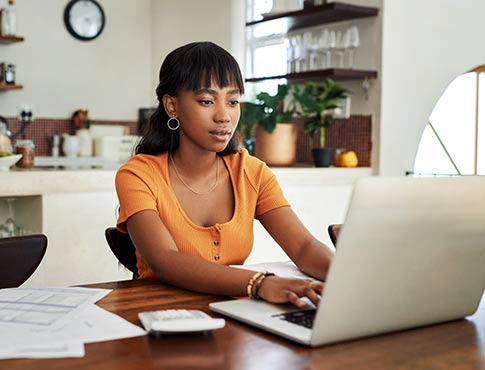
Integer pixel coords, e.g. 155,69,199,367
194,88,240,96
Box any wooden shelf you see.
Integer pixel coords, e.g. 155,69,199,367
0,35,24,44
0,84,23,91
245,68,377,83
246,2,379,33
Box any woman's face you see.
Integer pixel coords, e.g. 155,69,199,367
168,83,241,154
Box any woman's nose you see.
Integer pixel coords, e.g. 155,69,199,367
214,105,231,123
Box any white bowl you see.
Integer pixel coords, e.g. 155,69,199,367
0,154,22,171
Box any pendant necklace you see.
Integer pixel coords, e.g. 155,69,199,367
170,155,220,195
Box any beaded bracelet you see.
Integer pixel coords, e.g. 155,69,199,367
247,271,266,299
253,272,275,300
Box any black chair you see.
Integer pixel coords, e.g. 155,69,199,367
0,234,48,288
327,224,341,247
105,227,138,279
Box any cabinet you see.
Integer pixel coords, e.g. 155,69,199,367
245,2,379,83
0,35,24,91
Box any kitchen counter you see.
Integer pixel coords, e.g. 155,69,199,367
1,169,117,195
1,166,372,196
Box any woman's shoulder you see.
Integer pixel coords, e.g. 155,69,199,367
224,148,274,184
224,148,266,170
117,152,167,179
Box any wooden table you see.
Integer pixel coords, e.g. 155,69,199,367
2,278,485,370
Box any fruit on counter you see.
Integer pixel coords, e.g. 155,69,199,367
334,150,358,168
0,150,13,157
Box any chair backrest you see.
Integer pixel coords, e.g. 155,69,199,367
105,227,138,278
327,224,340,248
0,234,48,289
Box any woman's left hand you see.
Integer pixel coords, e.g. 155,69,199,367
257,275,324,308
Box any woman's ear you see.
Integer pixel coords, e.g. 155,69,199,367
162,94,177,117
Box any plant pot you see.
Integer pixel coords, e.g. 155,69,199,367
312,148,335,167
255,123,298,166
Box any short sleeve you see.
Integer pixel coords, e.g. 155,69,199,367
254,162,289,216
115,157,159,232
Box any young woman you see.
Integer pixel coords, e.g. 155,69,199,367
115,41,334,308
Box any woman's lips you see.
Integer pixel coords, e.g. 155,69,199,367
209,129,232,142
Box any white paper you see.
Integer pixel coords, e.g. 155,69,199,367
0,287,144,360
0,342,85,360
0,287,111,329
56,304,146,344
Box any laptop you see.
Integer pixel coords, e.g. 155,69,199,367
210,176,485,346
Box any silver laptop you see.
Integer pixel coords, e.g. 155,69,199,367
210,176,485,346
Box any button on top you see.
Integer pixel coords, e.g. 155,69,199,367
213,241,219,246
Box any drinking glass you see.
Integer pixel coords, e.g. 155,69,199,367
2,198,17,237
327,30,337,67
346,26,360,68
318,28,330,69
335,31,345,68
1,197,29,237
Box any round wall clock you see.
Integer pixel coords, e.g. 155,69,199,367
64,0,105,41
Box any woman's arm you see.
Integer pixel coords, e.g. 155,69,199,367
127,209,323,307
257,207,334,281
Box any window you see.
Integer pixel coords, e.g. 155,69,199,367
414,67,485,175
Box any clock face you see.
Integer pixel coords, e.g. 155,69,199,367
64,0,105,41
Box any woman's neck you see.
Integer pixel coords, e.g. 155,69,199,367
170,148,218,176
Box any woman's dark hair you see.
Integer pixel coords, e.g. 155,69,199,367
136,41,245,156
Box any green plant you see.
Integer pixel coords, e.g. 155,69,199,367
254,84,295,133
239,102,263,141
238,102,264,154
293,79,350,149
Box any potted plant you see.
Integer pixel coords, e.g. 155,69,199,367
252,84,298,166
238,102,263,155
293,78,350,167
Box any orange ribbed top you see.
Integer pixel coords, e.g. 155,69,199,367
115,149,289,278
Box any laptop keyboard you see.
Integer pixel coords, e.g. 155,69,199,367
273,309,316,329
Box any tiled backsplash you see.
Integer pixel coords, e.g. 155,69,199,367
3,114,372,166
3,117,137,156
295,114,372,166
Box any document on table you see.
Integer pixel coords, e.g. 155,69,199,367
0,287,146,359
0,286,110,329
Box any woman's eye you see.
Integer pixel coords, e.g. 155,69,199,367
199,100,213,106
229,100,240,106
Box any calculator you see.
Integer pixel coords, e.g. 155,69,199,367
138,309,226,334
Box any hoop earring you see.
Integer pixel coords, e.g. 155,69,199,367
167,117,180,131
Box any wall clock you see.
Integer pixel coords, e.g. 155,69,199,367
64,0,105,41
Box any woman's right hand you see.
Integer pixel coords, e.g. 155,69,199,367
257,275,324,308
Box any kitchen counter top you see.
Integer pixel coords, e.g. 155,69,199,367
0,169,117,195
0,167,373,197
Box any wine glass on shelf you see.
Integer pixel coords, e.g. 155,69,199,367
285,37,294,74
318,28,330,69
307,32,321,71
346,26,360,69
327,30,337,68
334,31,345,68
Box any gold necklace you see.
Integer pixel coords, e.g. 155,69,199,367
170,155,220,195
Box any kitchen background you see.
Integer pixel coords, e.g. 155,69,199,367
1,0,485,174
1,0,485,287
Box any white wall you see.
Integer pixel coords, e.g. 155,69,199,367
379,0,485,176
149,0,232,100
0,0,152,120
0,0,234,121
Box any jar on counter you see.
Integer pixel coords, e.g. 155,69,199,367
14,139,35,168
